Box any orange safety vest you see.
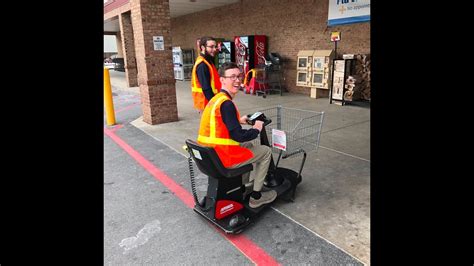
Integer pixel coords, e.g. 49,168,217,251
197,92,254,168
191,55,222,111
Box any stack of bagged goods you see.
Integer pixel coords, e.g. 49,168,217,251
343,76,356,101
352,54,371,101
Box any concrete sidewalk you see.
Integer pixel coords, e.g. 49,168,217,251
109,70,370,264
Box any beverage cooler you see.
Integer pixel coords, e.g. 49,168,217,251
182,49,195,80
234,35,267,75
217,41,235,69
172,46,184,80
172,46,194,81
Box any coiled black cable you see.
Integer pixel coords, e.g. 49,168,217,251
187,156,201,206
187,155,212,211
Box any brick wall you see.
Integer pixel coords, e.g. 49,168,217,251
119,12,138,87
131,0,178,124
170,0,370,95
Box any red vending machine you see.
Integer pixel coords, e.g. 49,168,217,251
234,35,267,76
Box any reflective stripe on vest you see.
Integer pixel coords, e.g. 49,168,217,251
196,135,239,145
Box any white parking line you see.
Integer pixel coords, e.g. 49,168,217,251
270,207,366,266
319,145,370,163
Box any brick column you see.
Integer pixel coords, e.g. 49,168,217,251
119,12,138,87
130,0,178,125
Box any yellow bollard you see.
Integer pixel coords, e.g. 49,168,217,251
104,68,116,126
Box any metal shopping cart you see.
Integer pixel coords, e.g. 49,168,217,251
254,53,285,97
252,106,324,196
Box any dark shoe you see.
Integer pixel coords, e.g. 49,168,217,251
249,190,277,208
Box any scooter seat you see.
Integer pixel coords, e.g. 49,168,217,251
185,139,253,179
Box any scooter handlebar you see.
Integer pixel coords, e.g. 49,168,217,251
247,112,272,127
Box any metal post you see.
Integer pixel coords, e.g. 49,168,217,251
104,68,116,126
277,105,281,130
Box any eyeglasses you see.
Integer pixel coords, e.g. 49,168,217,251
206,45,217,49
223,74,244,81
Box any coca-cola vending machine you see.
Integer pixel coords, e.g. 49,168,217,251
234,35,267,76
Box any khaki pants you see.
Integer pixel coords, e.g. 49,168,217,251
230,142,272,192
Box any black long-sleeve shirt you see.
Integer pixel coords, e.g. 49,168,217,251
219,90,260,143
196,54,216,101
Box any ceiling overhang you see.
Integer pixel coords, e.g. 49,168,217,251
104,0,240,32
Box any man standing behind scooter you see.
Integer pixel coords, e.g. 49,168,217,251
191,36,222,112
197,62,277,208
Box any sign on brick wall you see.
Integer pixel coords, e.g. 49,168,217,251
153,36,164,51
328,0,370,26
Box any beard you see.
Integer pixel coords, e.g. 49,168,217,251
202,52,215,65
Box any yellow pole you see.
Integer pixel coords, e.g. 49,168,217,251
104,68,116,126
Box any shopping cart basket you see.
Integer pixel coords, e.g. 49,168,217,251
256,106,324,189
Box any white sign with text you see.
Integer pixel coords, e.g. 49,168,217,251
328,0,370,26
153,36,164,51
272,129,287,151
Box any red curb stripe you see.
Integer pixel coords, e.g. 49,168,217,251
225,233,281,265
104,127,194,208
104,128,280,266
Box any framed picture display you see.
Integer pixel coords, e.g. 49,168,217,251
331,60,345,101
298,57,307,68
330,59,356,105
297,71,310,86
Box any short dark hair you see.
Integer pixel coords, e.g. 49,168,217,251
199,36,216,49
218,62,239,77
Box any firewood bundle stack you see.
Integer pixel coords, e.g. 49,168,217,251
352,54,371,101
